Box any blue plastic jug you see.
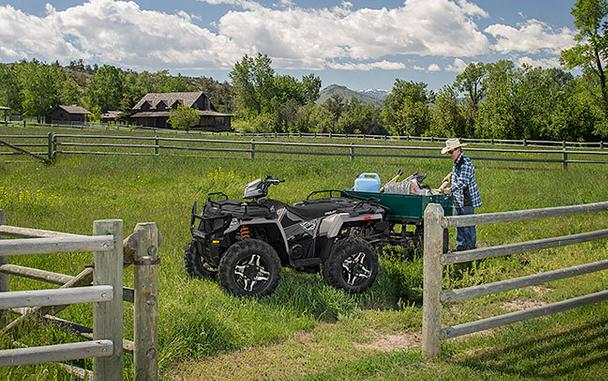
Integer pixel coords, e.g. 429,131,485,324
354,173,381,192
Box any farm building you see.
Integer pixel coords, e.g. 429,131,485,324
130,91,231,131
102,110,122,123
47,105,91,124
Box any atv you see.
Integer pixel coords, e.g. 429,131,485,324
184,176,385,296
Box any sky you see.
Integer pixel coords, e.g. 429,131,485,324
0,0,577,91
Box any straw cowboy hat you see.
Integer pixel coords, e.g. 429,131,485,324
441,138,468,154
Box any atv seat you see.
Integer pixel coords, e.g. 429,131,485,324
287,199,350,220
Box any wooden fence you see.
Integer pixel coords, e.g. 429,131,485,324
0,209,160,380
2,133,608,168
5,120,608,150
421,201,608,359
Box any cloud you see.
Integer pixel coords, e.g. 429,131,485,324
445,58,468,73
516,56,562,69
485,19,575,54
217,0,490,69
456,0,489,18
0,0,246,70
413,65,426,71
328,60,405,71
427,63,441,72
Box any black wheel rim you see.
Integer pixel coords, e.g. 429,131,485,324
234,253,272,292
341,251,372,286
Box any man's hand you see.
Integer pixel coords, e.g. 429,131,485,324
442,187,451,194
442,173,451,183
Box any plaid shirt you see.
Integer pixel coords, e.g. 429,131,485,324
451,153,482,208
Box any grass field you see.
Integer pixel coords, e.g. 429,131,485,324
1,126,608,380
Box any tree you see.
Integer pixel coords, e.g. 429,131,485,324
561,0,608,119
17,62,64,120
428,86,466,138
61,76,80,105
0,65,22,113
86,65,123,113
322,94,346,125
229,54,275,117
454,62,487,136
337,98,386,135
516,66,572,139
301,74,322,104
475,61,519,138
168,105,199,130
382,80,431,136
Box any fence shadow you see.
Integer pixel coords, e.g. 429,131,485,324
454,318,608,378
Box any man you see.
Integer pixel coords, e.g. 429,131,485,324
441,138,482,251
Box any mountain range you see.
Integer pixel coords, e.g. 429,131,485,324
316,84,388,106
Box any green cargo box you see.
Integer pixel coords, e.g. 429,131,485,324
343,190,453,223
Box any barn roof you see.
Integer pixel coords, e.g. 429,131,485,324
132,92,205,110
131,110,231,118
102,110,122,119
58,105,91,114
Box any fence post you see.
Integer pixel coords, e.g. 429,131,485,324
154,136,160,157
0,210,8,323
523,138,527,146
133,222,159,381
93,219,124,381
47,132,55,162
601,141,604,150
563,147,568,170
350,143,355,161
422,204,444,359
250,139,255,160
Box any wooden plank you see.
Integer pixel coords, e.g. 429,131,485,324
134,222,160,381
2,267,94,335
93,219,124,380
444,290,608,339
442,228,608,265
0,139,50,164
0,340,113,366
0,264,73,285
42,315,134,353
0,235,114,257
0,210,8,322
0,225,85,238
0,285,112,309
442,259,608,303
444,201,608,228
422,204,444,359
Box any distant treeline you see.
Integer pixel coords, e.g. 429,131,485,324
0,59,233,121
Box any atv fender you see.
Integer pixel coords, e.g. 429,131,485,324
318,213,384,238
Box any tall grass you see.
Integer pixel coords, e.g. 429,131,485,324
1,126,608,379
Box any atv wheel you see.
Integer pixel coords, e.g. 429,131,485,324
184,240,218,279
323,237,378,293
219,239,281,297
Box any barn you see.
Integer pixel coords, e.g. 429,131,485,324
130,92,231,131
46,105,91,124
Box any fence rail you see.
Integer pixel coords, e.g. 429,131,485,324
3,132,608,167
4,120,608,148
0,209,159,380
421,201,608,358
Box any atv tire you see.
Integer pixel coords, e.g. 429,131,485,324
184,240,218,279
219,239,281,297
323,237,378,293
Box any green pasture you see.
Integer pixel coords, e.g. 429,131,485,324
0,125,607,380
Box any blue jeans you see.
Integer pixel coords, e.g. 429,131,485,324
455,206,476,251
